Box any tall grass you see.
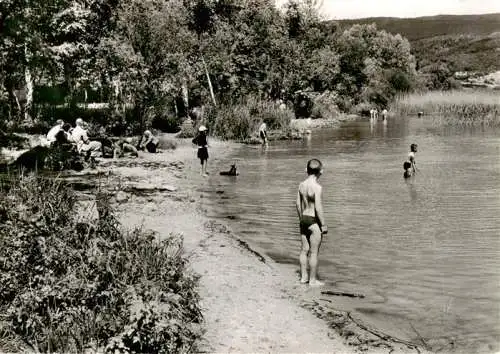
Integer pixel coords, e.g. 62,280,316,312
391,90,500,126
206,96,294,140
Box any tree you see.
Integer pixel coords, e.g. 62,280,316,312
336,24,416,106
0,0,63,122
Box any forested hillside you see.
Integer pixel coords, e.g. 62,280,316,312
337,13,500,78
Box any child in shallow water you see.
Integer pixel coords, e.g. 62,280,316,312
192,125,209,176
408,143,418,174
296,159,328,287
403,161,412,178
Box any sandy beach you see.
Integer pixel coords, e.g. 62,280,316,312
86,136,428,354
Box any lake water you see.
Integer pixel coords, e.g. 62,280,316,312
201,117,500,353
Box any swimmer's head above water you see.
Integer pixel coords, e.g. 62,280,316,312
306,158,323,176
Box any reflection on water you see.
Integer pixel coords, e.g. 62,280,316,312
202,117,500,353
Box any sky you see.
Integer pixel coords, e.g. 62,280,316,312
277,0,500,19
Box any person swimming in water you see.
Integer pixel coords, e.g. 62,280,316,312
296,158,328,287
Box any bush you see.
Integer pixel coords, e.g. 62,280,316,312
293,91,315,118
354,102,373,117
0,131,31,150
208,96,294,140
0,176,202,353
157,136,178,150
310,91,341,119
144,100,182,134
151,116,181,133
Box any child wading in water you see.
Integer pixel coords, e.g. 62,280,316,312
403,161,412,179
258,122,268,146
192,125,209,176
403,143,418,178
408,143,418,173
296,159,328,287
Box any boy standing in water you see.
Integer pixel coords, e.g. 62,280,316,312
408,143,418,173
403,161,413,179
258,122,267,145
296,159,328,286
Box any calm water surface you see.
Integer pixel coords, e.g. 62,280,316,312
201,117,500,353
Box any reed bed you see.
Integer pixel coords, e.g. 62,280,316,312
391,90,500,126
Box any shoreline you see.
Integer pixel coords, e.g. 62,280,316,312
106,139,350,352
105,136,428,353
1,126,428,353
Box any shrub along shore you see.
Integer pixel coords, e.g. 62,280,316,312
0,176,202,353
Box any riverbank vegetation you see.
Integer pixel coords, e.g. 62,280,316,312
391,90,500,126
0,176,202,352
206,97,295,140
1,0,417,142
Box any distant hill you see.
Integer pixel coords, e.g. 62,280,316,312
335,13,500,73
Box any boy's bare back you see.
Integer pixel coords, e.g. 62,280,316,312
296,159,327,234
298,179,322,219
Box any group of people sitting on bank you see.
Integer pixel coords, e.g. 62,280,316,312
45,118,160,164
46,118,102,162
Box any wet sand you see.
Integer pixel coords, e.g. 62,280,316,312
102,136,428,353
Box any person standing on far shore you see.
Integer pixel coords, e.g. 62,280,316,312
192,125,209,177
296,159,328,287
258,122,268,146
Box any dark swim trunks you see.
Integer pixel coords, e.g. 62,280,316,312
259,130,266,139
197,146,209,162
300,215,318,236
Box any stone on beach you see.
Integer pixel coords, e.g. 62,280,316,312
115,191,129,203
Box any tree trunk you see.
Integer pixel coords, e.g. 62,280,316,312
11,89,22,114
64,62,77,109
24,46,34,124
201,55,217,107
181,79,189,119
24,68,33,123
